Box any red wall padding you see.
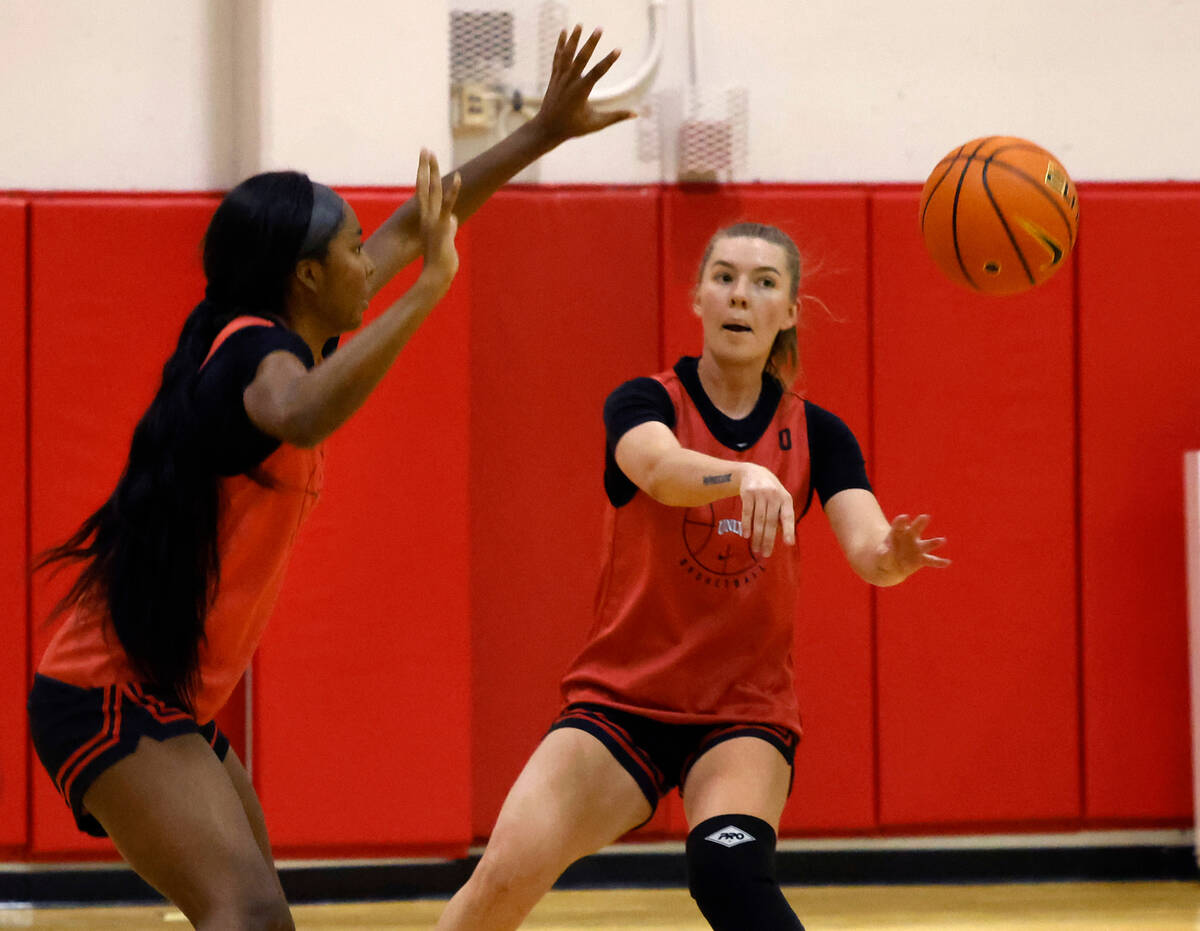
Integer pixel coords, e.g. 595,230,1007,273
460,189,667,835
0,201,28,853
1077,188,1200,821
28,198,219,856
254,191,473,855
10,182,1199,863
871,190,1081,827
466,189,662,840
660,187,877,834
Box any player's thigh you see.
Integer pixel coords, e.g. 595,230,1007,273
83,732,285,921
222,745,279,869
682,735,792,830
485,727,652,870
221,745,261,827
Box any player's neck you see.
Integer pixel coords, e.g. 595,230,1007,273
284,309,334,363
696,352,763,420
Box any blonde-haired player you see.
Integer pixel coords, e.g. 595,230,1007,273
438,222,949,930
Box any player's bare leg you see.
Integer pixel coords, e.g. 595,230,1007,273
436,727,651,930
682,736,790,829
83,733,293,930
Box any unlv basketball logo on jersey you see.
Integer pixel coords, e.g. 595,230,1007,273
679,503,766,589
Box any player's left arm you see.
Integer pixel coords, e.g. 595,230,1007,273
824,489,950,586
362,24,634,296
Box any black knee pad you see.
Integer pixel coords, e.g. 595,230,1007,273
686,815,804,930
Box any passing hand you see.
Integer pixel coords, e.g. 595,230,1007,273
876,514,950,580
739,463,796,559
532,25,636,144
416,148,461,295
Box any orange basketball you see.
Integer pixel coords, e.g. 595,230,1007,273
919,136,1080,295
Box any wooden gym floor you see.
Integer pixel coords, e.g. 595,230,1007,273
3,881,1198,929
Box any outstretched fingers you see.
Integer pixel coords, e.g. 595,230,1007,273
582,47,621,88
413,149,461,287
426,150,442,214
416,148,430,213
569,28,603,80
918,534,951,567
416,148,461,224
416,148,446,226
559,24,582,73
536,23,638,139
551,27,566,74
895,513,951,569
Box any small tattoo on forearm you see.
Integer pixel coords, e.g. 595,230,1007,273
703,473,733,486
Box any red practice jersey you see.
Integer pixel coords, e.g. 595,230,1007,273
561,362,812,735
39,317,324,724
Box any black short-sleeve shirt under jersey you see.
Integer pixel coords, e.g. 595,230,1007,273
192,323,316,476
603,357,871,515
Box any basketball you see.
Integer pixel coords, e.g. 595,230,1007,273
919,136,1080,295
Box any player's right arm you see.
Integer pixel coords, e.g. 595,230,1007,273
614,421,796,558
243,150,459,448
361,26,633,295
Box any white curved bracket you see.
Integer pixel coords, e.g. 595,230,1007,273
590,0,667,103
523,0,666,107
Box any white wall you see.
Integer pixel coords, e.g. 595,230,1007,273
1,0,1197,190
0,0,234,190
253,0,449,186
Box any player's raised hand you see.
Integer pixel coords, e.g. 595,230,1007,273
532,25,636,143
875,513,950,579
416,148,461,295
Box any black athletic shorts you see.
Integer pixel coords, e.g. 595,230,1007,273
549,702,799,822
27,674,231,837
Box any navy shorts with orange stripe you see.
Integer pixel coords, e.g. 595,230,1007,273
27,674,231,837
549,702,799,822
